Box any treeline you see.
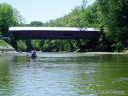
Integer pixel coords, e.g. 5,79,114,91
0,0,128,52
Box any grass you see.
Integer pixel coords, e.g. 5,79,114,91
0,40,8,46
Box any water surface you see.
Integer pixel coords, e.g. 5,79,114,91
0,52,128,96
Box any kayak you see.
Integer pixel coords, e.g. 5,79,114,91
31,55,37,59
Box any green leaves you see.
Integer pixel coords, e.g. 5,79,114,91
0,3,14,36
0,3,24,37
97,0,128,51
30,21,44,27
17,40,27,51
2,1,127,52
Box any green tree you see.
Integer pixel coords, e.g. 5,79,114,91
0,3,24,50
42,40,51,51
97,0,128,51
30,21,44,27
0,3,16,37
13,8,25,26
42,1,101,52
17,40,27,51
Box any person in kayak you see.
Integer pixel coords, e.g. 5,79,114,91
31,50,37,58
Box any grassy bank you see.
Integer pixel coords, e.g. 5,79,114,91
0,40,8,46
0,40,16,53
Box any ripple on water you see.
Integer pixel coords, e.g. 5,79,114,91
0,53,128,96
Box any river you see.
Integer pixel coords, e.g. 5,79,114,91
0,52,128,96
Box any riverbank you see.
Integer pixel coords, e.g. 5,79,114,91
0,40,16,54
85,51,128,55
1,49,128,55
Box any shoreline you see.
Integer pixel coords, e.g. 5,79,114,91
0,50,128,56
0,45,17,55
85,52,128,55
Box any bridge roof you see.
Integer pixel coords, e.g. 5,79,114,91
9,27,99,32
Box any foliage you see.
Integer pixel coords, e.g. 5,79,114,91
17,40,27,51
13,8,25,26
97,28,112,51
29,21,44,27
1,1,128,52
25,40,33,51
97,0,128,51
0,3,15,37
0,3,25,50
16,1,101,52
0,40,8,46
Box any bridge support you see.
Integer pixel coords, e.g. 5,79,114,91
10,39,18,50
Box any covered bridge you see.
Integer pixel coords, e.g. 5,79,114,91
9,27,100,40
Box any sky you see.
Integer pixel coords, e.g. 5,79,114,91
0,0,95,23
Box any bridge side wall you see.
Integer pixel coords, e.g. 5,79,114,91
10,30,100,40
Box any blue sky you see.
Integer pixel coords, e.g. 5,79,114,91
0,0,95,23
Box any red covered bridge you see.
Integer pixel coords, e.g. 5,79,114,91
9,27,100,40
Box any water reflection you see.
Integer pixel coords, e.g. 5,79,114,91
0,53,128,96
94,55,128,93
0,56,12,96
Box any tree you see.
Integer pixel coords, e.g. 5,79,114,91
42,40,51,51
30,21,44,27
13,8,25,26
17,40,27,51
0,3,15,37
97,0,128,51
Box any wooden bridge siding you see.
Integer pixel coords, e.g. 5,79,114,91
10,30,100,40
